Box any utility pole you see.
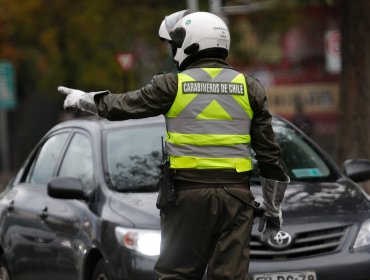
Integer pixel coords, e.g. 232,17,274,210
187,0,199,11
209,0,229,24
209,0,222,14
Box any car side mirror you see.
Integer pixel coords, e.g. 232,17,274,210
47,177,88,200
343,159,370,182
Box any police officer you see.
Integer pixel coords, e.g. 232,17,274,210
59,10,289,280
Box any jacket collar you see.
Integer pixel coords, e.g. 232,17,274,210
184,58,233,70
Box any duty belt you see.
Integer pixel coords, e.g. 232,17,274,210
174,180,250,190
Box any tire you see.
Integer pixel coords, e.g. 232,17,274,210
92,258,111,280
0,256,10,280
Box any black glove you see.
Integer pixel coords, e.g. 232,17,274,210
258,213,281,242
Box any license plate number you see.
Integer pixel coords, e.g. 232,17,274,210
253,271,316,280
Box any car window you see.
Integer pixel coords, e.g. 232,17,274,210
104,124,164,192
59,133,94,191
26,133,69,185
273,124,331,180
104,120,332,188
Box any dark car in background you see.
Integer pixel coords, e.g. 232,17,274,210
0,115,370,280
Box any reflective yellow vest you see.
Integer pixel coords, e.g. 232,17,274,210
165,67,253,173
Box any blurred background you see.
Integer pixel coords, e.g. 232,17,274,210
0,0,369,190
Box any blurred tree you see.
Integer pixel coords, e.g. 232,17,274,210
336,0,370,163
0,0,184,169
0,0,183,95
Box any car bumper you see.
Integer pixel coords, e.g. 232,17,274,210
108,250,158,280
249,247,370,280
107,239,370,280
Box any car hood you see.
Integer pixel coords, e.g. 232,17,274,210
109,179,370,229
251,179,370,222
109,192,160,229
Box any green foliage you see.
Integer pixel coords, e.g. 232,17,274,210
0,0,184,96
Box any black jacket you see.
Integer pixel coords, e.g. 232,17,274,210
95,58,285,183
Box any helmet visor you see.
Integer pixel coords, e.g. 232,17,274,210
159,10,193,41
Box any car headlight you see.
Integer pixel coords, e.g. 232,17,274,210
353,219,370,249
115,226,161,256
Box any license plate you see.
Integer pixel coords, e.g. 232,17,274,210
253,271,316,280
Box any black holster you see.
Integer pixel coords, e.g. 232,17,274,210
156,160,176,210
223,187,265,218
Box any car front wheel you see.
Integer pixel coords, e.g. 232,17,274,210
92,258,111,280
0,256,10,280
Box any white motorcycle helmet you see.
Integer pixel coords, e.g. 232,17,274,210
159,10,230,70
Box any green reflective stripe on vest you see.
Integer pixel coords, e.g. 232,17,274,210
167,132,250,146
169,155,253,173
166,73,196,118
165,67,253,172
231,74,253,120
166,141,252,158
202,68,223,79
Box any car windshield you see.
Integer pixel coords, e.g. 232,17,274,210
103,119,334,192
103,123,165,192
272,121,332,181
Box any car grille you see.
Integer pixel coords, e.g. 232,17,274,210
251,225,349,260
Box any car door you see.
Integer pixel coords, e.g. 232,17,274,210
0,131,70,280
40,131,96,279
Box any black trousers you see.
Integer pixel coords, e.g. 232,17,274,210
154,183,255,280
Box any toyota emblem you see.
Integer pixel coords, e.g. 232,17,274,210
267,231,292,249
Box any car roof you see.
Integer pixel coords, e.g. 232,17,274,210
50,115,166,133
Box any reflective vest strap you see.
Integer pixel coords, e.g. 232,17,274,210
232,74,253,120
166,141,252,158
202,68,223,78
167,132,251,146
169,156,253,173
166,73,196,118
